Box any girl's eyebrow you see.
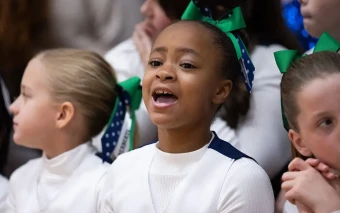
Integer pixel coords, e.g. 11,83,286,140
176,47,202,58
151,46,202,58
21,84,32,92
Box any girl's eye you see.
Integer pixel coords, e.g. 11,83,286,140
180,63,196,69
319,118,333,128
149,60,163,67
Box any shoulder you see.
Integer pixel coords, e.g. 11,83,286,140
9,158,41,183
218,158,274,212
115,144,154,166
207,133,253,161
251,44,286,77
0,175,8,199
108,144,155,174
225,157,273,196
81,154,110,174
104,38,137,62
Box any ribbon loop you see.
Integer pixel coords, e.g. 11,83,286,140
274,50,301,74
275,32,340,131
98,77,142,163
181,0,255,93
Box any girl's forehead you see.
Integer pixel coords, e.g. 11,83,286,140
154,22,212,48
298,74,340,112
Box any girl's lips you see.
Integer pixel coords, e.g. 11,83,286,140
152,97,178,109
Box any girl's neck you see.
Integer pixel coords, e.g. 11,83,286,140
43,134,85,159
157,123,212,154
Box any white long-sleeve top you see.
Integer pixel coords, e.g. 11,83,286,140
104,39,291,179
0,175,9,212
211,44,291,178
5,143,109,213
101,132,274,212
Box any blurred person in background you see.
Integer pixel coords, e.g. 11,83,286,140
0,0,48,178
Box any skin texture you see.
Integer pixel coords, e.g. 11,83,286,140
9,58,85,159
283,74,340,212
133,0,171,66
142,21,232,153
288,74,340,171
299,0,340,40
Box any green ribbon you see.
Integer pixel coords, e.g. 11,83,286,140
100,77,142,163
275,32,340,74
181,1,246,59
118,77,143,113
274,32,340,131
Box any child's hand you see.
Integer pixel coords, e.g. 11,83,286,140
133,21,155,67
282,158,340,213
305,158,337,180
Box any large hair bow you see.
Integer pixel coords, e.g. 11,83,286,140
97,77,142,163
274,32,340,131
181,0,255,92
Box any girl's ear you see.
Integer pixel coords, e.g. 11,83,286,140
212,79,232,104
55,102,75,129
288,129,313,157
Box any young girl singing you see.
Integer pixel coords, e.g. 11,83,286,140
5,49,141,212
275,33,340,213
102,16,274,213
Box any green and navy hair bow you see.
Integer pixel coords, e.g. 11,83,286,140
274,32,340,131
181,0,255,92
97,77,142,163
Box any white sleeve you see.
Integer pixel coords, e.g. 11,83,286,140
283,201,299,213
236,46,291,179
3,188,15,213
0,175,9,213
104,39,143,82
4,174,17,213
95,172,109,213
218,158,274,213
99,164,116,213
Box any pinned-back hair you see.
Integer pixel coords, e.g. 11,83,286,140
181,20,251,128
281,52,340,158
36,49,117,140
281,52,340,132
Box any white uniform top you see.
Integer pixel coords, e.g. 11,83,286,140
104,39,291,179
0,175,9,212
284,201,340,213
102,132,274,213
5,143,109,213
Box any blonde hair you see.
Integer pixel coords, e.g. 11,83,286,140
36,48,117,140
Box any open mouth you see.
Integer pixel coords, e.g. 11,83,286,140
152,90,178,105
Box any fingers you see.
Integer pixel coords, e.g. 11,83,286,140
284,187,298,205
306,158,336,180
322,171,336,180
288,158,312,171
305,158,320,167
135,22,156,38
282,171,300,182
281,179,295,192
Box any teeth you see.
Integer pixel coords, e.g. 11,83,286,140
155,90,172,95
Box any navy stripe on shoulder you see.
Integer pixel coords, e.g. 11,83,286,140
208,132,256,162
